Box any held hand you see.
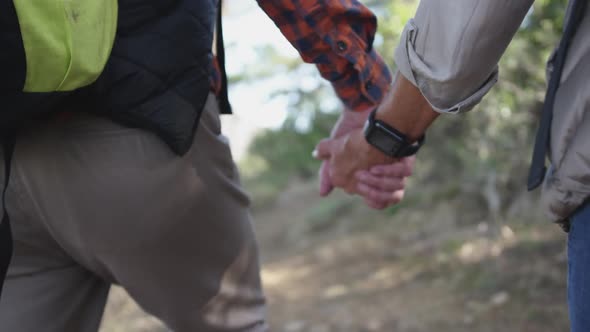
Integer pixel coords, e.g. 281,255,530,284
316,73,435,209
315,130,414,209
355,156,415,210
314,128,396,194
319,109,372,196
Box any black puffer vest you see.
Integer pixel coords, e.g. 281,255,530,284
1,0,218,155
92,0,218,154
0,0,221,299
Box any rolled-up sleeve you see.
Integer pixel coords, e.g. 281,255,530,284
394,0,534,114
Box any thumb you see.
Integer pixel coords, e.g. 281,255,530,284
313,138,334,160
319,160,334,197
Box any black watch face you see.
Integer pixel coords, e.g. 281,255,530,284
368,125,403,156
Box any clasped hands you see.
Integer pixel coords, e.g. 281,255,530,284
313,108,414,210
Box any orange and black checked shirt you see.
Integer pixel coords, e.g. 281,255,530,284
211,0,392,112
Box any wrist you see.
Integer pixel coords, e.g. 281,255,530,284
332,107,374,138
364,108,426,158
353,129,395,165
341,107,372,125
374,74,438,142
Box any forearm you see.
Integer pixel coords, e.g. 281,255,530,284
395,0,534,113
375,73,439,142
256,0,392,111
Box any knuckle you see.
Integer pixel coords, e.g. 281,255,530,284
369,177,380,186
382,179,394,189
382,180,398,191
373,180,385,190
380,168,392,177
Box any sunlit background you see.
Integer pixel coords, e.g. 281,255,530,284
100,1,571,331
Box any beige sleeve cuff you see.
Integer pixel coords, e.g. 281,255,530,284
394,19,498,114
393,0,533,114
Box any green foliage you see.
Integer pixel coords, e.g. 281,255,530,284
305,196,353,233
242,73,340,197
246,110,337,181
376,0,420,68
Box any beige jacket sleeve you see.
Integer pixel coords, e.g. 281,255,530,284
394,0,534,113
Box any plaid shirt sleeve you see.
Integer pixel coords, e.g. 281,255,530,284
211,0,392,112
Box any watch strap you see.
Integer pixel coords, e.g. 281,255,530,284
365,109,425,158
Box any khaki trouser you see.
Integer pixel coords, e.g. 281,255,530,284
0,94,267,331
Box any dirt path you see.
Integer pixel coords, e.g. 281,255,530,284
251,182,568,332
101,181,569,332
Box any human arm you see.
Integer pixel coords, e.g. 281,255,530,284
255,0,417,207
394,0,534,114
315,105,415,209
315,73,435,195
255,0,392,112
319,0,536,198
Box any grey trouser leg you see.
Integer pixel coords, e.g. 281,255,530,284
0,94,267,331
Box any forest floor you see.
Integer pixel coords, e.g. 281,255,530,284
100,179,569,332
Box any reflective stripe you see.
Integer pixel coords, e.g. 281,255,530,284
13,0,117,92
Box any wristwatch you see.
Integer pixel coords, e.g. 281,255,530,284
363,109,425,158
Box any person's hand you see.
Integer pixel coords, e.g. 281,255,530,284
316,109,415,210
318,109,372,196
314,128,414,209
355,156,415,210
315,73,435,210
